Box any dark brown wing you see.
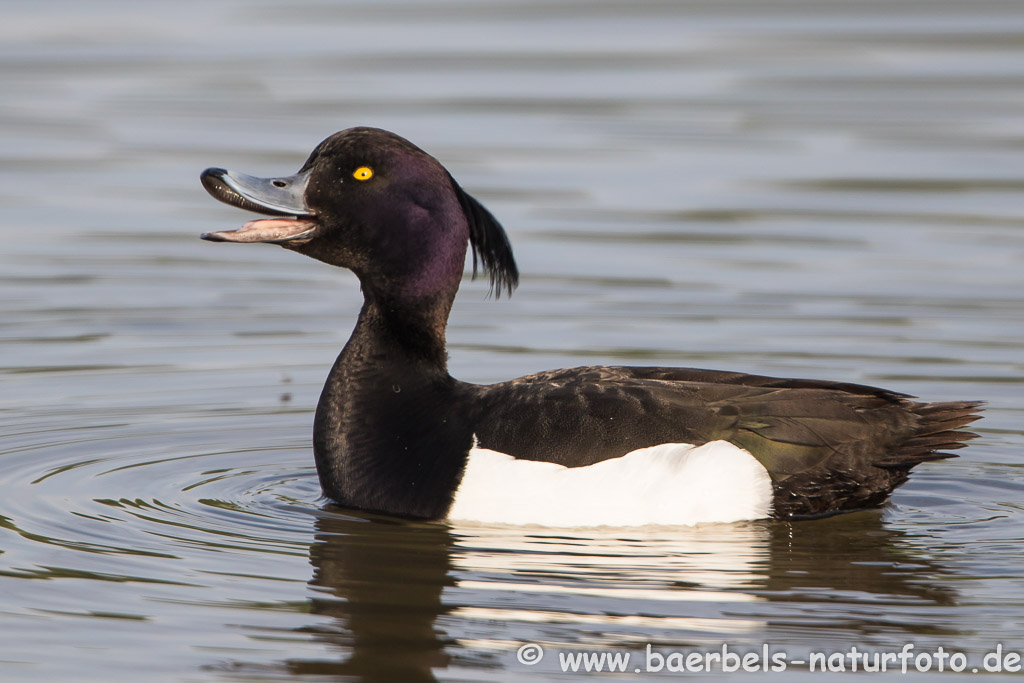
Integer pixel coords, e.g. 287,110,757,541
468,365,982,518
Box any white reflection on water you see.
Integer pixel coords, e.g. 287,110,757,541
450,524,768,642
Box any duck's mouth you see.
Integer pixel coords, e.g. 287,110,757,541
199,168,318,244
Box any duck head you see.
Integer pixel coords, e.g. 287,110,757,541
201,127,518,302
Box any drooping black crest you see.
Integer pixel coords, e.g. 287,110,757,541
448,173,519,298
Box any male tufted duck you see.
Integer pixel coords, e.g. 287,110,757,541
201,127,982,526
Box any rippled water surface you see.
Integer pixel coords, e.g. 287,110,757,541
2,1,1024,680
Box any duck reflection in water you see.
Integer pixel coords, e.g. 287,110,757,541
277,510,957,680
289,509,455,682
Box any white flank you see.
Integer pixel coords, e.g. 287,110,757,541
447,440,773,527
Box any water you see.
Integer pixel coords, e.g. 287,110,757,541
2,1,1023,680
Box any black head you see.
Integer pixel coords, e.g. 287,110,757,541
201,127,518,300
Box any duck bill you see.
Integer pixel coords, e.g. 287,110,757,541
199,167,317,244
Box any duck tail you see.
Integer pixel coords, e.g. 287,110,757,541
875,400,985,469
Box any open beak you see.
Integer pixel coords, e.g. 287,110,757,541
200,168,317,243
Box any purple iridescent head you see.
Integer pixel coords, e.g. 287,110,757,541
201,127,518,301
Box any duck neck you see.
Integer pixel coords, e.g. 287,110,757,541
312,288,471,518
348,289,453,370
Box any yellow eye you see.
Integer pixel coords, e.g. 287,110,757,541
353,166,374,181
